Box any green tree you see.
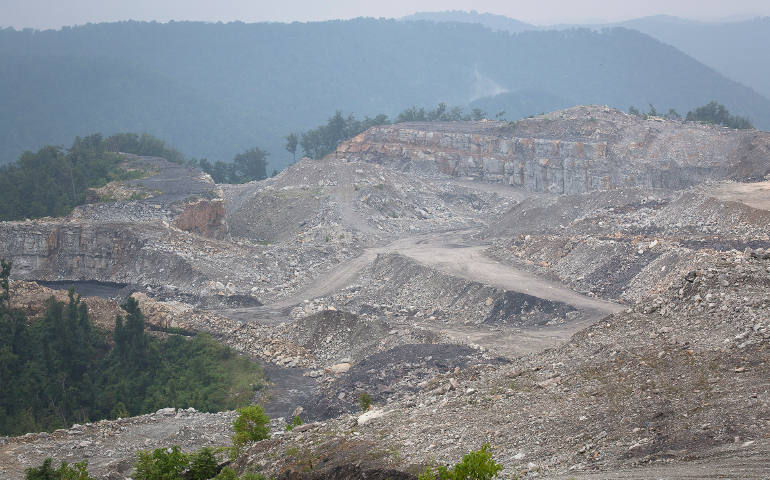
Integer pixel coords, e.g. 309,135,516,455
215,468,240,480
396,106,427,122
188,447,219,480
214,468,267,480
0,132,187,221
418,444,502,480
198,148,268,184
232,404,270,452
0,263,264,436
0,259,10,313
395,103,478,123
103,133,185,164
300,110,390,160
25,458,95,480
232,147,268,183
686,101,754,129
134,446,190,480
284,133,298,163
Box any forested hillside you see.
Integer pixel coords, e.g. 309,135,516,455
617,16,770,99
406,12,770,101
0,132,183,221
1,19,769,169
0,265,264,436
403,10,534,33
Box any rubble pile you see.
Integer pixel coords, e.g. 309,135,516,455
0,409,235,480
486,184,770,303
235,251,769,479
318,253,580,328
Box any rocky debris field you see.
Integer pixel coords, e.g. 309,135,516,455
315,343,508,418
0,409,235,480
223,159,512,244
1,154,523,311
77,155,222,229
232,250,769,479
485,183,770,304
1,107,769,479
317,252,581,331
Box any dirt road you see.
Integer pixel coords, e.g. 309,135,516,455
224,230,620,354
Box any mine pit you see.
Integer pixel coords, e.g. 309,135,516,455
2,107,769,479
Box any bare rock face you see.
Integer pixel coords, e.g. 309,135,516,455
0,221,200,287
336,106,770,194
174,198,227,239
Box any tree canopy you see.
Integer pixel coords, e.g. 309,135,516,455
297,104,486,160
194,146,268,183
0,132,184,221
0,263,264,436
685,101,754,129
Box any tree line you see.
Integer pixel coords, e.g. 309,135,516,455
0,132,183,221
628,100,754,129
286,103,488,160
0,261,264,436
291,100,755,164
190,147,269,184
0,130,273,221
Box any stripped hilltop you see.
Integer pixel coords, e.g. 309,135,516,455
336,106,770,194
1,106,768,479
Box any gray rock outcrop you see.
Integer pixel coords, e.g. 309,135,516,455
336,106,770,194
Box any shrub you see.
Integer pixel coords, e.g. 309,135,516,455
418,444,502,480
685,101,754,129
240,474,268,480
215,468,239,480
232,404,270,452
25,458,95,480
358,392,372,412
188,447,219,480
285,415,303,431
134,446,190,480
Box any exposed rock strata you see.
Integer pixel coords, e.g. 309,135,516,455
336,106,770,194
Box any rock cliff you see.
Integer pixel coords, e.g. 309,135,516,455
336,106,770,194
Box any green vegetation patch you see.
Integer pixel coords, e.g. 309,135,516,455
0,261,264,436
0,132,184,221
418,444,503,480
296,104,486,160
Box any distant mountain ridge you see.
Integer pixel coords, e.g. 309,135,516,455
613,16,770,99
1,18,769,169
402,10,534,33
403,11,770,99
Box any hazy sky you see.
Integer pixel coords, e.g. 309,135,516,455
1,0,769,30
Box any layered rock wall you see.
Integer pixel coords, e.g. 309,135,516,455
0,221,195,285
336,106,770,194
